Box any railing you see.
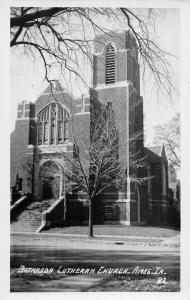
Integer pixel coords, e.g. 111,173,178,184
37,196,66,232
10,195,32,222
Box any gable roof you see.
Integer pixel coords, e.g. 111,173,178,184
41,82,75,97
34,83,75,114
145,146,162,163
147,146,162,156
145,144,167,163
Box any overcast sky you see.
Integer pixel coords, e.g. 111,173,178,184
10,8,180,145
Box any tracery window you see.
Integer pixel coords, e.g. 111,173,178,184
105,44,116,84
37,102,69,145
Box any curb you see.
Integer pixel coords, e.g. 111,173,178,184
11,232,180,250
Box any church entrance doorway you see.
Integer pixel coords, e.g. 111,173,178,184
42,179,53,199
39,161,62,200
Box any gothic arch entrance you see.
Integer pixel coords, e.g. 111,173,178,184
38,161,62,200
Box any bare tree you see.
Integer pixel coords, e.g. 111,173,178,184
153,113,180,181
10,7,175,98
63,103,148,237
17,91,150,236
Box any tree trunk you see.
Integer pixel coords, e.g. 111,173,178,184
88,199,93,237
63,196,67,223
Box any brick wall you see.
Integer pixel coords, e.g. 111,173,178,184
10,101,35,192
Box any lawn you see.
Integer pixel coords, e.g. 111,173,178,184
43,225,179,238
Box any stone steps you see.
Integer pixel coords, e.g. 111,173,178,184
11,199,55,233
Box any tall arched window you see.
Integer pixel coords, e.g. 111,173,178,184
37,102,69,146
105,44,115,84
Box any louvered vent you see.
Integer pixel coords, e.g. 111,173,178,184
105,44,115,84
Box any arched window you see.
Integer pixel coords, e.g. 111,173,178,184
105,44,115,84
37,102,69,146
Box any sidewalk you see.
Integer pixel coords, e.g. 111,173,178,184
11,232,180,252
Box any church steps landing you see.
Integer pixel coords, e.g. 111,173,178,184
10,199,55,233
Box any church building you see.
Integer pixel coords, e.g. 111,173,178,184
11,31,169,226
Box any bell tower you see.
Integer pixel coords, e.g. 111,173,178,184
92,31,144,225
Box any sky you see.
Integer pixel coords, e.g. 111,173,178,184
10,8,180,145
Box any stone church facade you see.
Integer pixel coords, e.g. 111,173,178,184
11,31,169,225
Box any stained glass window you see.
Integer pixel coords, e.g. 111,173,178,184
37,103,69,145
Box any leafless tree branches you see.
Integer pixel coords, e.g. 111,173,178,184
10,7,176,99
62,104,148,236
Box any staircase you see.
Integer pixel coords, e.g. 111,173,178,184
11,199,55,233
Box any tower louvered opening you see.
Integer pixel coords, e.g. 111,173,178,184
105,44,115,84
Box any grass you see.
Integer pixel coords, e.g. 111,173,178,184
43,225,180,238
